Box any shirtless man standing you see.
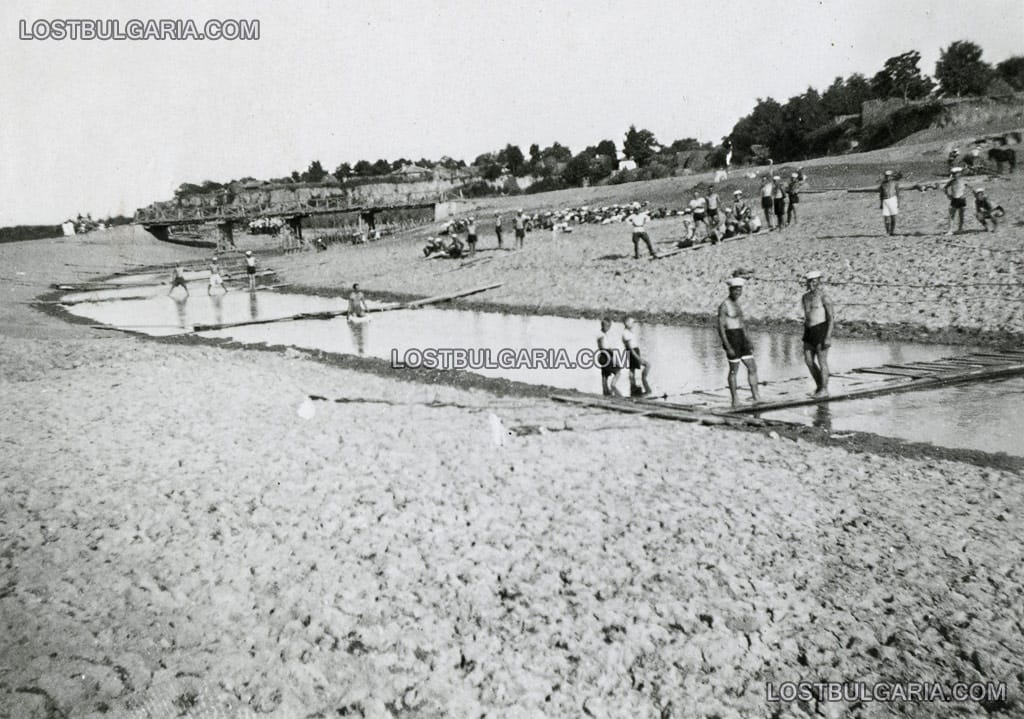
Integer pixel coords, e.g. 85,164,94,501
717,277,761,406
513,209,527,250
208,256,227,296
621,316,652,396
878,170,900,236
596,318,623,397
348,283,368,318
944,167,968,235
168,264,189,297
801,270,834,397
759,175,775,229
244,250,257,291
494,212,504,249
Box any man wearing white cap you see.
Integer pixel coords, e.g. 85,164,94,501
878,170,901,236
801,271,834,397
728,190,753,237
208,255,227,296
514,209,527,250
245,250,257,291
717,277,761,406
944,167,969,235
786,171,804,226
628,205,656,258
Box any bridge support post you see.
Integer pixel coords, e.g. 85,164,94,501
285,216,305,251
143,225,171,242
216,221,236,252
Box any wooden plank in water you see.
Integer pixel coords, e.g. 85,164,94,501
400,283,504,308
726,362,1024,414
854,367,929,378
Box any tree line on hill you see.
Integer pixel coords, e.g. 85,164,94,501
171,40,1022,200
0,214,133,243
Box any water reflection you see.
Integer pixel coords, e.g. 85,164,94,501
172,295,188,329
210,293,224,327
348,317,369,355
248,290,260,320
812,403,833,433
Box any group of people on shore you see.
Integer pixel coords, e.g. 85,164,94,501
598,271,834,407
877,166,1004,236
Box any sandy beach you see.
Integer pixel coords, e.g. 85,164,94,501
1,189,1023,719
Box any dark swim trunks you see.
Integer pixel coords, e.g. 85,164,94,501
172,276,187,287
467,234,477,244
950,197,967,209
597,348,620,376
628,347,643,370
773,198,786,215
788,194,800,204
246,266,256,275
723,329,754,361
803,322,830,350
761,197,773,211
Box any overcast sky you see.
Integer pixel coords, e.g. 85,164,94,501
1,0,1021,225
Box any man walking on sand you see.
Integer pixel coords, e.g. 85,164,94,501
628,204,657,259
514,209,527,250
717,277,761,407
878,170,901,236
944,167,969,235
801,270,834,397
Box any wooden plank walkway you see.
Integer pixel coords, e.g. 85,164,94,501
666,350,1024,415
553,350,1024,423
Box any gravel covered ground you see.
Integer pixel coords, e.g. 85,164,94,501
1,163,1023,718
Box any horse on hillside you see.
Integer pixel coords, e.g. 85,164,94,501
988,147,1016,173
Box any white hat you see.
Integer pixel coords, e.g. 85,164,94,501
246,250,252,255
805,270,822,280
726,277,746,287
974,187,985,193
733,189,743,195
950,166,963,173
212,256,218,260
883,170,893,176
791,172,798,178
772,175,781,181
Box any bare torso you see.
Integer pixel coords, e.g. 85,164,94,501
802,289,827,326
719,298,744,329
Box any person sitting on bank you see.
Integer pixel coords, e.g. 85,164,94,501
973,187,1002,232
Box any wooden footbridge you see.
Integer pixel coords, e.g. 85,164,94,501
554,348,1024,425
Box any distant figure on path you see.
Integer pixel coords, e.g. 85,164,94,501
494,212,504,249
771,176,787,231
208,256,227,296
597,318,623,397
244,250,257,290
466,217,478,256
622,316,652,396
717,277,761,407
628,205,656,258
348,283,368,318
760,175,775,229
944,167,968,235
168,264,189,297
786,172,803,225
801,270,834,398
514,209,527,250
878,170,901,236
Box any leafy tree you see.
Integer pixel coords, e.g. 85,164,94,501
562,153,592,187
821,73,875,116
352,160,373,176
290,170,301,182
301,160,327,182
996,56,1024,91
595,139,617,158
729,98,784,161
472,152,495,167
528,143,541,165
935,40,992,97
333,162,353,181
666,137,702,153
870,50,934,100
773,88,829,160
502,144,526,175
371,159,391,175
623,125,658,166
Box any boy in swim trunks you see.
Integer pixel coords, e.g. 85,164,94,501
759,175,775,229
514,209,527,250
717,277,761,406
168,264,189,297
801,270,834,397
771,176,787,231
